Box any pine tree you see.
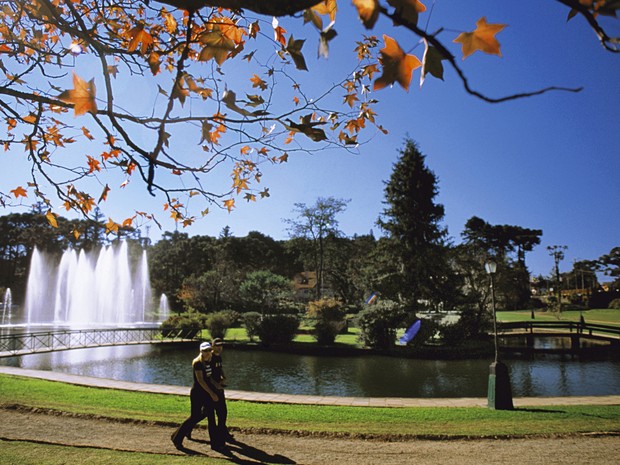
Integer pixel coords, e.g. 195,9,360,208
377,139,450,309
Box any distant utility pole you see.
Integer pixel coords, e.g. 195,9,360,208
547,245,567,314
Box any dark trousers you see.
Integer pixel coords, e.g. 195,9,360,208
214,389,229,438
172,387,221,448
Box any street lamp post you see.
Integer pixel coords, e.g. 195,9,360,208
485,260,514,410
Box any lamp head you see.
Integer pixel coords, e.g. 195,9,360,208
485,261,497,275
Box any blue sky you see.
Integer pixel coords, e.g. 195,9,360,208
1,1,618,279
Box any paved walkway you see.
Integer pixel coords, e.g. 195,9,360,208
2,365,619,407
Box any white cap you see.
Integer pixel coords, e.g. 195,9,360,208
200,342,212,351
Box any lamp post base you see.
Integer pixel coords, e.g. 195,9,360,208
487,361,514,410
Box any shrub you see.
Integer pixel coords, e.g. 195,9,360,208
356,300,406,349
438,306,492,346
308,298,346,345
401,317,439,347
243,311,262,341
609,298,620,309
256,314,300,346
160,311,203,339
206,311,233,339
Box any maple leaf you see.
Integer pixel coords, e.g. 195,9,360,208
353,0,379,29
453,17,507,59
250,74,268,90
374,35,421,91
286,36,308,71
387,0,427,26
312,0,338,23
72,229,81,240
198,31,235,65
148,52,161,75
344,93,358,108
45,210,58,228
223,198,235,212
11,186,27,198
244,193,257,202
318,21,338,59
420,39,445,87
105,218,119,234
58,73,97,116
127,24,154,55
81,127,94,140
98,184,110,203
272,17,287,46
86,155,101,173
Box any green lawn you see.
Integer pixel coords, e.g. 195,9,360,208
1,374,619,438
497,309,620,325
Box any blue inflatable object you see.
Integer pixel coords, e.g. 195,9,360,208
399,319,422,345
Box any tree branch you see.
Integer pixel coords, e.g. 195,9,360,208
379,7,583,103
153,0,323,16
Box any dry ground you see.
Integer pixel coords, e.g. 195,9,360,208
1,406,619,464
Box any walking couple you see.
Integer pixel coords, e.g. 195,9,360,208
171,338,233,452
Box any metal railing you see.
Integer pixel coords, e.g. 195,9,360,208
0,327,198,357
497,321,620,341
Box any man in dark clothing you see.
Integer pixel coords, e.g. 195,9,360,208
210,337,234,443
171,341,225,452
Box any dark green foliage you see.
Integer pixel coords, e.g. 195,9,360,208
402,316,439,347
206,310,233,339
376,139,452,308
160,311,204,339
356,300,406,349
256,314,300,345
243,311,262,341
308,298,346,345
608,298,620,309
439,306,492,346
239,270,294,314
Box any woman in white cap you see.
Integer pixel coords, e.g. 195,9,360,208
171,341,225,452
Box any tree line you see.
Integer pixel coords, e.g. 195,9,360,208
2,139,618,320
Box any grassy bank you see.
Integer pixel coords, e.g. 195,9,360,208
1,374,619,438
497,309,620,325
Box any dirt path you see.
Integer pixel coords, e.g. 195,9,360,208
1,406,619,464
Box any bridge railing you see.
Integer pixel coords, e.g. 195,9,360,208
0,327,199,357
497,321,620,339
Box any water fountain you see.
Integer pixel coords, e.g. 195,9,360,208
1,288,12,325
158,293,170,322
23,242,165,327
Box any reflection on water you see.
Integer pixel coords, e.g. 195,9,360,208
2,344,619,398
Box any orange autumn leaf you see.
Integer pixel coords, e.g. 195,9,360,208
250,74,267,90
72,229,81,240
223,198,235,212
45,210,58,228
58,73,97,116
374,35,421,91
98,184,110,203
453,17,506,59
127,24,154,55
86,155,101,173
81,126,94,140
272,17,287,46
352,0,379,29
312,0,338,22
11,186,27,198
105,218,119,234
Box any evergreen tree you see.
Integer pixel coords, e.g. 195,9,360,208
377,139,451,309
